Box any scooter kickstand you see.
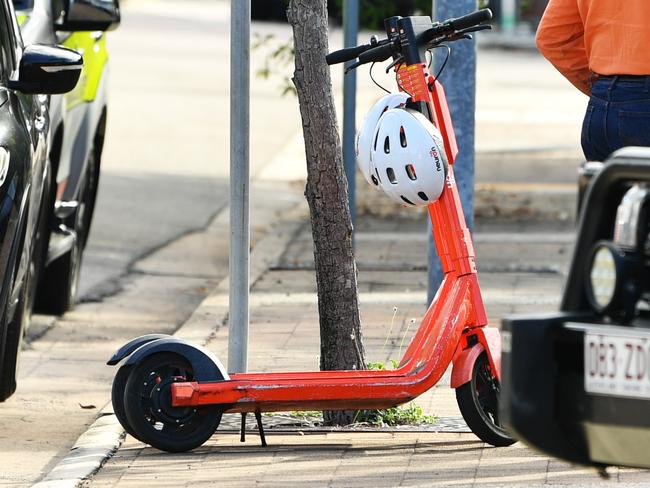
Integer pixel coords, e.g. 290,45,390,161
255,411,267,447
240,413,247,443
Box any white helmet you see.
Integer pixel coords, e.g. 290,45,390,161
370,108,448,206
356,92,410,188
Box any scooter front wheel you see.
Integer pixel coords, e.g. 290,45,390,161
456,352,516,447
123,352,223,452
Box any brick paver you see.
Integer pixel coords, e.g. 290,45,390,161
88,432,647,488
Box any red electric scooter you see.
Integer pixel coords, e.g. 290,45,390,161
109,8,516,453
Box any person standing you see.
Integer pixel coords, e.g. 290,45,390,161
536,0,650,161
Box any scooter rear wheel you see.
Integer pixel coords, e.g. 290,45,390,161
456,352,516,447
123,352,223,452
111,365,142,441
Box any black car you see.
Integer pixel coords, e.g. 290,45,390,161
0,0,82,400
502,148,650,470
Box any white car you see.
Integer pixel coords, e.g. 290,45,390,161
15,0,119,314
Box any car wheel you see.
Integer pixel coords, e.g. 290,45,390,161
77,146,99,250
0,161,54,400
0,267,31,401
35,148,99,315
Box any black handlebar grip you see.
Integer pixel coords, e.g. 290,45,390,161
449,8,493,31
358,43,394,64
326,44,371,65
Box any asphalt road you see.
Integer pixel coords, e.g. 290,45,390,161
78,0,302,300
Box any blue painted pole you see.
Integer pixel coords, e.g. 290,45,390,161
428,0,477,303
343,0,358,238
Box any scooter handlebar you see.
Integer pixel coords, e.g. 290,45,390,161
449,8,492,32
326,44,372,65
327,9,493,70
357,42,394,64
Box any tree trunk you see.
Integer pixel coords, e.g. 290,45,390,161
287,0,366,425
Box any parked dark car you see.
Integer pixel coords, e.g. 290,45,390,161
0,0,82,400
14,0,120,315
501,147,650,470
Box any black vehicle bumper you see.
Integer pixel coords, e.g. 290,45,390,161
501,313,650,469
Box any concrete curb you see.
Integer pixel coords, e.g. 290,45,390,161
475,182,577,221
32,407,124,488
358,181,578,222
32,203,305,488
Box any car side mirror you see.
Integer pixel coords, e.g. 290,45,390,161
54,0,120,32
9,45,83,95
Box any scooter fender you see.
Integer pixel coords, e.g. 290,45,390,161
107,334,172,366
450,327,502,388
122,337,230,383
450,342,485,389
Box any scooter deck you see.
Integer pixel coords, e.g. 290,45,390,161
171,273,499,413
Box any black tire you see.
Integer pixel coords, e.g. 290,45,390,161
112,365,142,441
34,233,80,315
35,148,99,315
0,157,55,400
77,146,100,250
0,275,29,401
123,353,223,453
456,352,517,447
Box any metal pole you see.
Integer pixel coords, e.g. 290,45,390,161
228,0,251,374
428,0,477,302
343,0,359,233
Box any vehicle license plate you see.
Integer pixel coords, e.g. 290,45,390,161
584,331,650,399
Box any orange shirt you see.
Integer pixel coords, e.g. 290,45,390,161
536,0,650,95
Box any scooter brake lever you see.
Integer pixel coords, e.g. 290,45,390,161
385,56,404,73
345,61,361,74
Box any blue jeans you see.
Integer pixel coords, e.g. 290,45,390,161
581,76,650,162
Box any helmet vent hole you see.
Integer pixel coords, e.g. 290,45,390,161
375,168,382,184
405,164,417,180
386,167,397,184
384,136,390,154
400,196,414,205
418,191,429,201
400,127,407,147
371,175,379,186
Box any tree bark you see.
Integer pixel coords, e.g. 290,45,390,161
287,0,366,425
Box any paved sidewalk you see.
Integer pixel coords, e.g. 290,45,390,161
83,214,650,487
89,433,650,488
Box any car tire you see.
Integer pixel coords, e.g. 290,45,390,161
0,269,30,401
0,160,54,400
34,233,80,316
35,147,99,315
